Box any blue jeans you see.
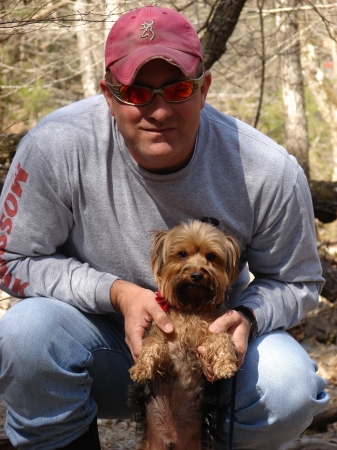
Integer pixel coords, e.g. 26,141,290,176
0,298,329,450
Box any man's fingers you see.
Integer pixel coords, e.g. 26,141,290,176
198,345,205,356
110,281,174,359
198,346,220,382
208,310,250,370
125,323,144,360
209,310,237,333
125,336,136,361
127,335,141,360
232,343,245,369
150,305,174,334
228,325,249,369
126,300,174,360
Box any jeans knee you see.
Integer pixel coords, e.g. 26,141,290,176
251,333,327,433
218,331,330,449
0,298,93,381
1,298,61,352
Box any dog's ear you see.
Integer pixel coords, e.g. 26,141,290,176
224,234,241,286
150,230,168,283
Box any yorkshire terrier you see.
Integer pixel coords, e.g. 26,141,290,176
129,220,240,450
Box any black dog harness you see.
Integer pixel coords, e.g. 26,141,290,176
227,371,237,450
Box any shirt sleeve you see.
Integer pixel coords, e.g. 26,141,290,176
0,133,117,314
237,165,324,335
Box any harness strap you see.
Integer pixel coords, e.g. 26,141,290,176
227,369,237,450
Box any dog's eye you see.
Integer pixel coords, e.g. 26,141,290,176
206,253,216,262
178,251,188,259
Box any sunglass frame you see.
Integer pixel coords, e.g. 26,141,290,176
106,73,205,106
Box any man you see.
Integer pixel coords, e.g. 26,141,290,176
0,5,329,450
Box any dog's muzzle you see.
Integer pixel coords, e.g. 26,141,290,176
173,269,221,312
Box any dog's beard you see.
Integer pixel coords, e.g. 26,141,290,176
169,271,223,313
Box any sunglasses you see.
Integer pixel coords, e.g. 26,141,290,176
106,73,205,106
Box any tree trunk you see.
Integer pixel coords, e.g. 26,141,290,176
277,0,310,178
301,43,337,182
331,40,337,182
309,180,337,224
320,257,337,303
200,0,247,70
75,0,98,98
308,407,337,431
0,436,15,450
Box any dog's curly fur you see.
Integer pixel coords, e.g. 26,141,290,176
129,220,240,450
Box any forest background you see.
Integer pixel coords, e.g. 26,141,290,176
0,1,337,447
1,0,337,181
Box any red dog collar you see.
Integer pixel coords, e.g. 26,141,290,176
155,290,169,312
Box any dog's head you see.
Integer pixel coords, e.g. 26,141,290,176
151,220,240,313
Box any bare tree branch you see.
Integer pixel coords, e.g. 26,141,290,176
246,3,337,16
253,0,266,128
200,0,248,70
196,0,219,35
303,0,337,41
30,1,70,21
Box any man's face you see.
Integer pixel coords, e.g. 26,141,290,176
100,59,212,174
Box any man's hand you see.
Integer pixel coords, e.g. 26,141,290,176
110,280,173,360
198,309,251,382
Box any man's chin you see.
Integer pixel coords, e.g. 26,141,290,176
135,149,189,174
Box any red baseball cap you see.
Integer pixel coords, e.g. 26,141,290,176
105,5,203,85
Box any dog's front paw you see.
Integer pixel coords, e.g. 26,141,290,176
129,336,168,383
129,361,155,383
201,333,237,380
212,357,237,379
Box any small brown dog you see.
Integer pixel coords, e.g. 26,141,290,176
129,220,240,450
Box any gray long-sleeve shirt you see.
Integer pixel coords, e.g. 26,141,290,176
0,95,324,337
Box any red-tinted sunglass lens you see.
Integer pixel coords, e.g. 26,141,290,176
163,81,194,101
119,85,152,104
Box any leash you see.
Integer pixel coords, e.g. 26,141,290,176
227,371,237,450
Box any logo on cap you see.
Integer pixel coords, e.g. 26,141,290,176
140,20,155,42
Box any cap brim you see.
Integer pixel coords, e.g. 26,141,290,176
108,45,200,85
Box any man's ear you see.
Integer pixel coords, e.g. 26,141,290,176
200,70,212,109
99,80,115,117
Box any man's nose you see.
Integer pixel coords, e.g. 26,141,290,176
146,93,173,121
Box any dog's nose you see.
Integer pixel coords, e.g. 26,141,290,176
190,272,203,283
